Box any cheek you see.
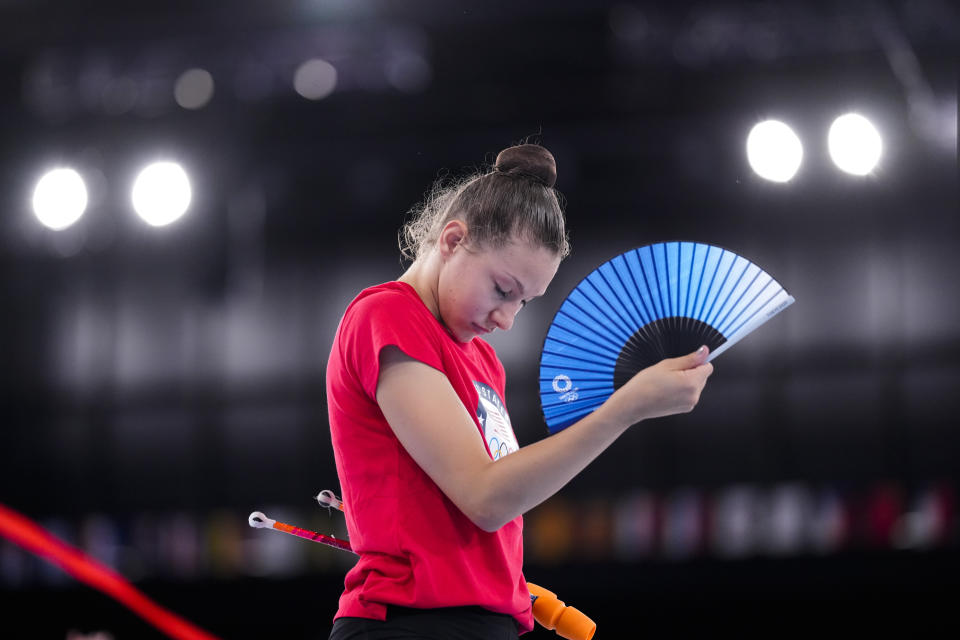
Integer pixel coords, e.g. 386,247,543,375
466,282,494,316
451,290,481,321
446,287,485,325
438,264,489,324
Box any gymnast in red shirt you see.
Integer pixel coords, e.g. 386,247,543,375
326,143,714,639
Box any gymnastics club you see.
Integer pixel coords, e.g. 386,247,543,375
247,511,352,553
312,490,595,639
249,501,596,640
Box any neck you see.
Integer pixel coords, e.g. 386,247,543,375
398,253,441,321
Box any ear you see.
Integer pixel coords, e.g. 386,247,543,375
437,219,468,259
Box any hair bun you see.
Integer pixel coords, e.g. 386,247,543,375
494,144,557,188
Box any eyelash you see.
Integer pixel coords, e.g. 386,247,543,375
495,284,527,307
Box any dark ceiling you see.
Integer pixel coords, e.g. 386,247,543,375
2,1,957,254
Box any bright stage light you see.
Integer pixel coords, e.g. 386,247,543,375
828,113,882,175
131,162,191,227
33,168,88,230
746,120,803,183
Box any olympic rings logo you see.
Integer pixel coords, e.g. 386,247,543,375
488,437,511,461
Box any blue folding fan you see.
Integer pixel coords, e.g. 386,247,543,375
539,241,794,433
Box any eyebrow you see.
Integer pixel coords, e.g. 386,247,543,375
505,272,546,300
508,274,526,296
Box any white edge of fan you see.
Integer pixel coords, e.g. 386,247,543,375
706,292,795,362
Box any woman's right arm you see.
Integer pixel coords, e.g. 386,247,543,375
376,345,713,532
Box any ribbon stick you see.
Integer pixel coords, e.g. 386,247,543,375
247,511,352,553
250,494,596,640
0,502,219,640
314,490,345,513
527,582,596,640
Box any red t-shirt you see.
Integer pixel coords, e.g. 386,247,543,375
326,281,533,633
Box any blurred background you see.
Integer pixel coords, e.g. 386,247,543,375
1,0,958,637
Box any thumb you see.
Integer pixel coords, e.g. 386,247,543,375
671,345,710,370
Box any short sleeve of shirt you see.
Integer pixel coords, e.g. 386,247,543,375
339,288,447,400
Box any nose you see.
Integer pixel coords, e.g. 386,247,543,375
489,302,521,332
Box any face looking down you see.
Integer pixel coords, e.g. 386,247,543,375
435,225,561,343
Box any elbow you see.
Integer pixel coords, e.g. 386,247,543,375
461,492,513,533
471,511,509,533
444,464,516,532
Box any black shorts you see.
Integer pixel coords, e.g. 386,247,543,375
328,605,520,640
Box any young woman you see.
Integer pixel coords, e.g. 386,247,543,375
326,143,713,639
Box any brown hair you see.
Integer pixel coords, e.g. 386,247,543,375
399,143,570,262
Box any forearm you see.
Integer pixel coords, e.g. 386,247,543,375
469,406,630,531
468,348,714,529
377,347,712,533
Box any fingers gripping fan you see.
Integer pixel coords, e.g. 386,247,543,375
539,242,794,433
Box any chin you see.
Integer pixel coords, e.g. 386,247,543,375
449,325,474,343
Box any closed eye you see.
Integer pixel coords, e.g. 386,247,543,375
495,282,528,307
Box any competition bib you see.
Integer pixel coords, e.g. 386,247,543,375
473,381,519,461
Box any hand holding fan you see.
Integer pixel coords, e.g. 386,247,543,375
539,241,794,433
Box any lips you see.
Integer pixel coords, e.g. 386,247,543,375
472,323,493,335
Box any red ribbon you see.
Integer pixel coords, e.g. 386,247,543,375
0,503,219,640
